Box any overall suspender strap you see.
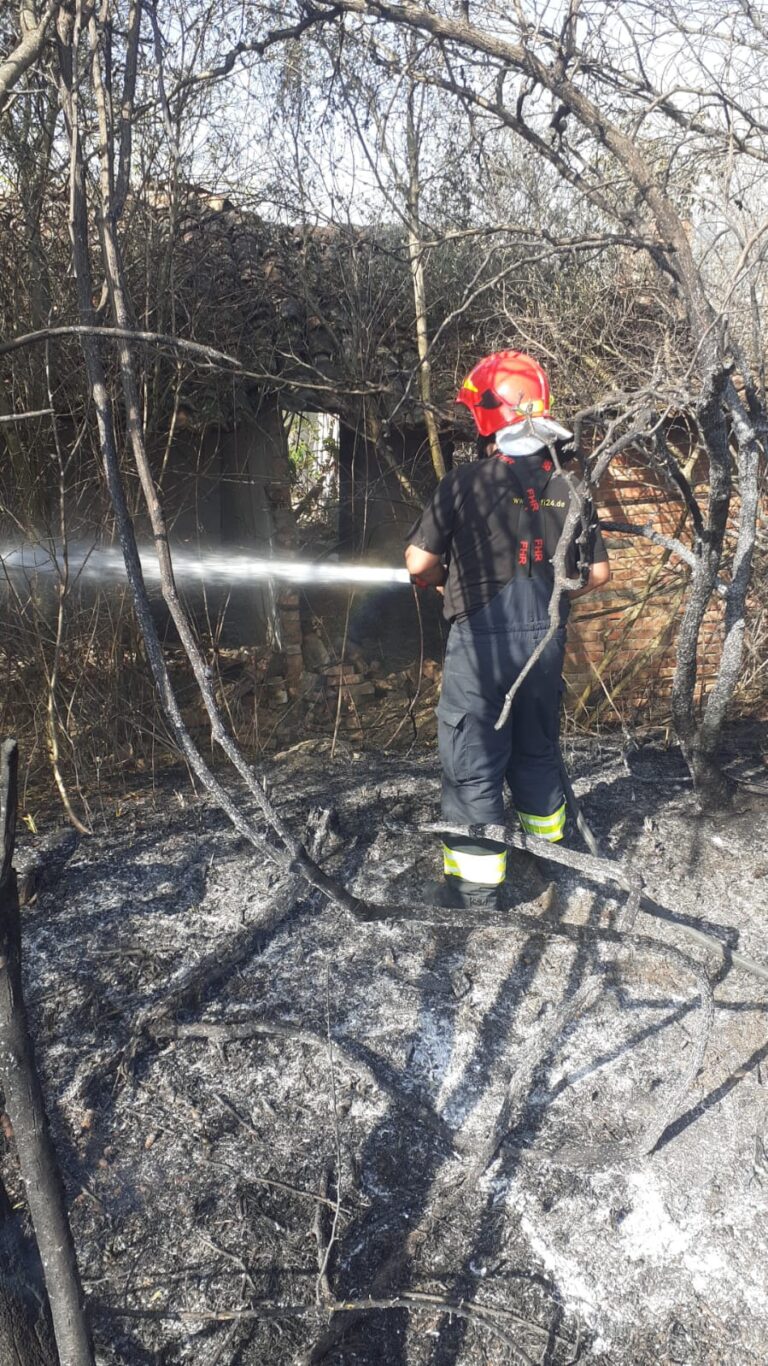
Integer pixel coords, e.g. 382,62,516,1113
494,454,555,575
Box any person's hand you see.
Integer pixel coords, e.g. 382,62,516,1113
405,545,446,589
408,563,447,590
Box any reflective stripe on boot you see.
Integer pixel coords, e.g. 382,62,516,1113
517,802,566,842
442,843,507,885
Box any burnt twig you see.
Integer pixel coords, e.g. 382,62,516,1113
313,1162,334,1304
152,1016,457,1150
104,1293,538,1360
456,973,604,1185
540,938,715,1169
75,877,301,1101
317,968,343,1300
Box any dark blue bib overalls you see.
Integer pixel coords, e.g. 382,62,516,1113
438,463,568,887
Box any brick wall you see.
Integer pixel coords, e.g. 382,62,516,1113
565,455,728,723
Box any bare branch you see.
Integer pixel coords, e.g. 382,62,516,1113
0,406,53,421
421,821,768,987
0,0,58,120
598,518,729,594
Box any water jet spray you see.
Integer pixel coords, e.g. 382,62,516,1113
0,544,412,589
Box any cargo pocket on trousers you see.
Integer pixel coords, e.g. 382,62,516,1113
437,706,469,785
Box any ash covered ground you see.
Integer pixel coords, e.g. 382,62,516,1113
7,732,768,1365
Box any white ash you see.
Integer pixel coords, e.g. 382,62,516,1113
3,736,768,1364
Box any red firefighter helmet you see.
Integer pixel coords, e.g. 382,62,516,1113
456,350,552,437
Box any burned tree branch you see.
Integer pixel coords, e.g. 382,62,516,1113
74,876,302,1101
696,379,764,756
358,883,716,1168
654,431,706,540
494,449,586,732
55,11,367,920
494,418,645,733
545,938,715,1169
0,324,243,367
82,12,366,915
0,326,390,397
598,519,728,595
456,973,604,1183
322,0,764,800
313,1162,334,1303
0,739,94,1366
96,1292,539,1358
0,407,54,422
420,821,768,987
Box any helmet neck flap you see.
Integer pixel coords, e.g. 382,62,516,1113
495,416,573,458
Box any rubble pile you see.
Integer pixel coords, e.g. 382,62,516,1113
204,643,442,750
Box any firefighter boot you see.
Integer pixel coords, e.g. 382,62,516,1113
428,877,502,912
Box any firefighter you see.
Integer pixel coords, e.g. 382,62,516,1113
405,350,610,910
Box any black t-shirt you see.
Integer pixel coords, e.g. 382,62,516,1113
407,453,608,623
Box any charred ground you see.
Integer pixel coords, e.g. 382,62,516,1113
5,731,768,1365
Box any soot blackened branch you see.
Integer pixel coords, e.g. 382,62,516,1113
670,367,734,802
547,938,715,1170
316,969,343,1304
150,1013,457,1151
327,0,761,797
359,881,716,1167
0,740,95,1366
456,974,604,1185
421,820,768,986
313,1161,334,1304
695,378,764,765
99,1293,538,1358
0,324,243,368
492,414,640,737
74,877,301,1101
653,430,706,542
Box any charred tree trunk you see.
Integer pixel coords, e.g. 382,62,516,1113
690,383,764,805
0,1179,57,1366
669,373,734,807
0,739,94,1366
